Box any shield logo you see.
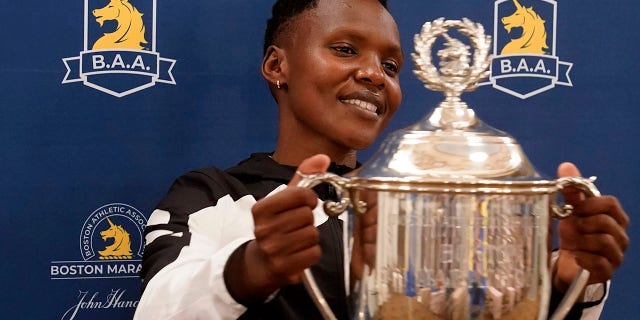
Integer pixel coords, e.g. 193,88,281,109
62,0,176,97
485,0,572,99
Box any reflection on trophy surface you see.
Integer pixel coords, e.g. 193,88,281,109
370,193,542,320
299,17,596,320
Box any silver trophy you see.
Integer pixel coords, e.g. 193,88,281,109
299,18,595,320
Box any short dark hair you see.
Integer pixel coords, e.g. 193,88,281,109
263,0,388,55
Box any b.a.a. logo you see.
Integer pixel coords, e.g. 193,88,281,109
50,203,147,280
484,0,572,99
62,0,176,97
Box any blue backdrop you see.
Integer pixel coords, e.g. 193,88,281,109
1,0,638,319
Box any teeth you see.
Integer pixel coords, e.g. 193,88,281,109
341,99,378,114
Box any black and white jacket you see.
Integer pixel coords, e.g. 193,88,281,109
135,153,353,319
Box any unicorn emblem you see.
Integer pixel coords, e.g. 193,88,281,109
98,217,134,259
500,0,549,55
92,0,148,50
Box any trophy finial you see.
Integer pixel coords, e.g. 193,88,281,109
412,18,492,128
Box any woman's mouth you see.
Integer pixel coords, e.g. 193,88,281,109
340,99,378,115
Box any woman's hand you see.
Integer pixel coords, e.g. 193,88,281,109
554,162,630,292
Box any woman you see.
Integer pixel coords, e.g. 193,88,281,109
134,0,628,319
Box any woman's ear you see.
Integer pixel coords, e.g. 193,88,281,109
261,45,287,89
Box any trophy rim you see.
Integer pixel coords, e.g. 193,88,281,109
347,177,560,195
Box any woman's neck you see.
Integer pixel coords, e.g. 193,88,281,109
271,146,357,168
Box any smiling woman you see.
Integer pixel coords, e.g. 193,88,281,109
132,0,629,319
263,0,403,167
134,1,402,319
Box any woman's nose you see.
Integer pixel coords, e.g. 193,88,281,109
355,57,385,89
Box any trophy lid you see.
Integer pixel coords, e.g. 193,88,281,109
357,18,543,186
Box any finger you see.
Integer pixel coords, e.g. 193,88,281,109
574,214,630,252
252,187,318,220
270,246,322,284
557,162,584,205
557,162,581,178
254,205,316,236
360,204,377,245
288,154,331,187
566,233,625,268
258,225,320,257
573,251,617,284
575,196,630,229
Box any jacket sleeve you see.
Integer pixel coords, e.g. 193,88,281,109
548,281,608,320
134,170,257,319
575,281,608,320
548,251,609,320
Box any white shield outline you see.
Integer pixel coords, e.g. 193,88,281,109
62,0,176,97
481,0,572,99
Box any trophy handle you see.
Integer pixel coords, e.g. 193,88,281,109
549,176,601,320
297,173,355,320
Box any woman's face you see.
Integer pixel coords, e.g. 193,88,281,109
279,0,403,154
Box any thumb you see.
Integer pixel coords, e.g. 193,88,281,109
557,162,584,205
288,154,331,187
557,162,581,178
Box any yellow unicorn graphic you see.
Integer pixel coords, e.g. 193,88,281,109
500,0,549,55
92,0,148,50
98,217,134,260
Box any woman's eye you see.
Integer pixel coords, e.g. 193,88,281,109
332,46,356,55
382,61,399,74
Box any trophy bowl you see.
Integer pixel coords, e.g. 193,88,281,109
298,18,596,320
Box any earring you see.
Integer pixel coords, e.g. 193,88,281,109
276,80,281,89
